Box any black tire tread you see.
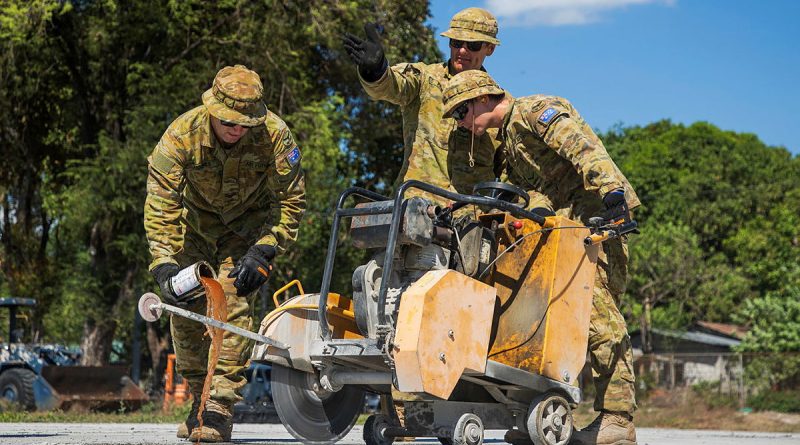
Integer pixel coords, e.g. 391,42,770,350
0,367,37,411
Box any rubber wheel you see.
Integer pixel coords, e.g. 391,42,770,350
363,414,395,445
452,413,483,445
0,368,37,411
271,364,364,444
526,394,573,445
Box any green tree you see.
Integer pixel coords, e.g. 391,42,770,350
605,121,800,331
733,287,800,390
0,0,440,376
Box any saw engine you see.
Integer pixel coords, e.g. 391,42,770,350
349,196,496,338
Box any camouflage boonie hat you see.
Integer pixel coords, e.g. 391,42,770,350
202,65,267,126
442,70,505,118
440,7,500,45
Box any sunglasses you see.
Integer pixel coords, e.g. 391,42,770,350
452,101,470,121
220,119,255,128
449,39,484,52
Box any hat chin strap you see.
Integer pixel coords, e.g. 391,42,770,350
468,100,476,168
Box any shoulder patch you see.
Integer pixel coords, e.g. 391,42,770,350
151,149,178,174
281,131,293,148
287,146,301,166
538,107,558,125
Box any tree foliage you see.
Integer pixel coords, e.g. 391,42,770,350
0,0,439,372
604,121,800,363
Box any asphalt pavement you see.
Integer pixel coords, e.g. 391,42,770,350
1,423,799,445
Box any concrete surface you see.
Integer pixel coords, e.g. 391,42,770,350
1,423,799,444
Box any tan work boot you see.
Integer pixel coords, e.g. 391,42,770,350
176,395,201,439
571,411,636,445
188,410,233,442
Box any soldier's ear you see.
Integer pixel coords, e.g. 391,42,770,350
484,44,496,56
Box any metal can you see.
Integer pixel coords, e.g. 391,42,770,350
169,261,217,302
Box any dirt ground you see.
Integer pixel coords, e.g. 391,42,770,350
573,387,800,433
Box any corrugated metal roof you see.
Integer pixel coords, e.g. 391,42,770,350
695,321,748,339
651,328,742,348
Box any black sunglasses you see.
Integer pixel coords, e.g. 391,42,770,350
220,119,255,128
452,102,470,121
449,39,484,52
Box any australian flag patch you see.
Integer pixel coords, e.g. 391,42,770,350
538,107,558,125
287,147,301,166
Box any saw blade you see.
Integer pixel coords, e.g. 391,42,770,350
272,364,365,444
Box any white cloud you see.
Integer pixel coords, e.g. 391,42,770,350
486,0,675,27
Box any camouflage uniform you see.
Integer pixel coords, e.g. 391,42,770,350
358,8,503,202
443,71,639,416
359,8,503,428
144,66,306,413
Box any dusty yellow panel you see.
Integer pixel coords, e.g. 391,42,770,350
253,293,362,371
485,215,597,385
394,270,496,399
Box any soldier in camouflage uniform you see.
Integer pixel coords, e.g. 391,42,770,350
343,8,504,202
443,71,639,445
343,8,504,439
144,65,305,442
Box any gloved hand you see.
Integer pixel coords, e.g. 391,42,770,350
151,263,183,308
343,23,388,82
602,188,628,221
228,245,277,296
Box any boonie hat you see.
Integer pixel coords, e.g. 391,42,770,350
442,70,505,118
440,7,500,45
202,65,267,126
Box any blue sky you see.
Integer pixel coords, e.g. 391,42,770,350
428,0,800,154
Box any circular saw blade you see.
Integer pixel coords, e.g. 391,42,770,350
272,364,365,444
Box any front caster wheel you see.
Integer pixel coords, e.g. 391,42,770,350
527,394,573,445
452,413,483,445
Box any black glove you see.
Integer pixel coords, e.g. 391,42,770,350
602,188,628,221
151,264,183,308
228,245,277,296
343,23,388,82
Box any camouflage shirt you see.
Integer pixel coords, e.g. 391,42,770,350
144,106,306,270
499,96,639,218
360,62,500,199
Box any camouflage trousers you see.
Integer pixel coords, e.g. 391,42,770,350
170,230,257,410
589,238,637,415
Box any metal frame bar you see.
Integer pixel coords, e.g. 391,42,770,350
152,301,291,350
318,187,390,340
465,360,582,404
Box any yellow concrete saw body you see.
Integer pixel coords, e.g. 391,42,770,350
139,181,611,445
251,182,600,445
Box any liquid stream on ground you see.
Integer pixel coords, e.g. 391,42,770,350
196,276,228,442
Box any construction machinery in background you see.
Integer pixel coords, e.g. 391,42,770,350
140,180,637,445
0,297,149,411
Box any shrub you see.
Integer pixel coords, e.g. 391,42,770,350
747,390,800,413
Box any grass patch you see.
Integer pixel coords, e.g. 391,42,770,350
0,401,190,423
